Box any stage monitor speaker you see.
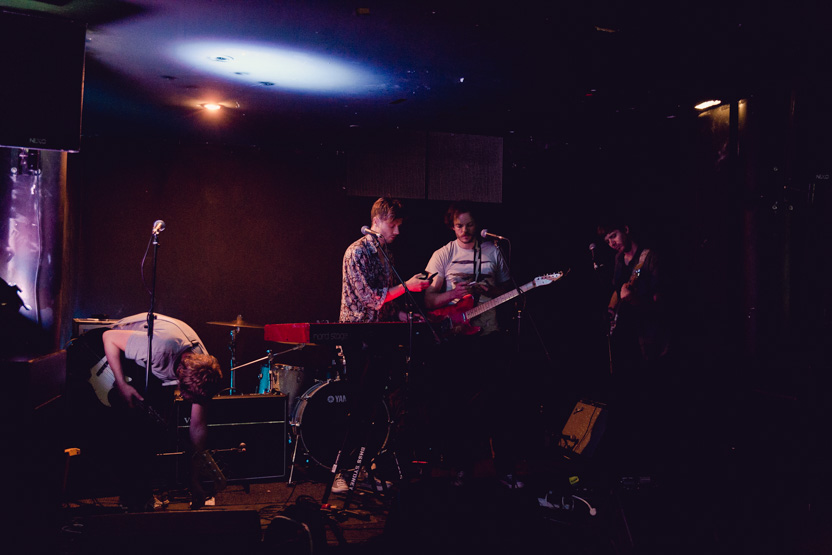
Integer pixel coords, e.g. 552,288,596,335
0,10,86,152
558,399,607,458
79,510,261,555
176,393,287,482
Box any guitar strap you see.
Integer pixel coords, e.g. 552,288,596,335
474,240,481,283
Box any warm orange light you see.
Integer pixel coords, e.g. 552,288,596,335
201,103,223,111
694,100,721,111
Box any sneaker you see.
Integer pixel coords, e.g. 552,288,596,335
499,474,525,489
331,473,349,494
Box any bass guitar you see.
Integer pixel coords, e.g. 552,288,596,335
429,271,565,336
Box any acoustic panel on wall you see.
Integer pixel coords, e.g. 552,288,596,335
343,129,427,198
343,129,503,202
427,132,503,203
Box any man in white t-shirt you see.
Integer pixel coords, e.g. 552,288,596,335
424,203,511,333
421,203,524,489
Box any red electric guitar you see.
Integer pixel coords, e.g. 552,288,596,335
429,271,565,336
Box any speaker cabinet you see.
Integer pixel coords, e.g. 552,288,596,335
176,394,287,482
558,399,607,458
79,510,262,555
0,10,86,152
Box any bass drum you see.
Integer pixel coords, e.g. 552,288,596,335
290,380,391,469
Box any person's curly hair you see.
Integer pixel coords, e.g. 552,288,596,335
443,201,477,230
176,352,223,404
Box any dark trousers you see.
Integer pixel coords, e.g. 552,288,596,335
417,332,524,476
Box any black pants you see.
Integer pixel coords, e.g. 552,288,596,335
66,330,175,508
417,332,523,476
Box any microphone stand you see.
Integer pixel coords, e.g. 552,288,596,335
145,229,162,391
492,238,551,363
374,237,440,345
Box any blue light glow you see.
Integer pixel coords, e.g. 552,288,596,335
176,41,389,95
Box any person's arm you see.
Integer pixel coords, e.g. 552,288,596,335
621,251,662,308
384,273,432,303
188,402,210,507
424,274,470,310
102,329,143,407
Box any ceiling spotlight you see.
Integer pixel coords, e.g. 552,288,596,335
695,100,721,110
177,41,386,95
200,103,222,110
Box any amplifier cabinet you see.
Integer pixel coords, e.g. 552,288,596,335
558,399,607,458
176,393,287,482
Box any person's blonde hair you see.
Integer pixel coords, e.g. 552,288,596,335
371,197,403,223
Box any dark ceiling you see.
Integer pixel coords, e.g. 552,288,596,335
1,0,829,146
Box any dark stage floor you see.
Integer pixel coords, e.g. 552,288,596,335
12,377,832,555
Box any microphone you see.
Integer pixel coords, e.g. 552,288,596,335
361,225,382,238
480,229,508,241
589,243,600,270
152,220,166,234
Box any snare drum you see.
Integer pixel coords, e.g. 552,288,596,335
290,380,391,468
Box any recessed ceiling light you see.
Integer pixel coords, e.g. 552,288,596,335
695,100,721,110
210,55,235,63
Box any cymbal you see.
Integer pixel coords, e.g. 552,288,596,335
206,316,264,329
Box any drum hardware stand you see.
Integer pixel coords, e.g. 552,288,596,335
218,343,307,394
228,324,239,394
206,315,268,395
287,422,303,485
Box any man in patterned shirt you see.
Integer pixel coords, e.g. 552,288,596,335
340,197,431,323
334,197,431,493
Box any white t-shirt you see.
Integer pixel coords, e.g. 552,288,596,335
425,240,511,334
116,313,206,383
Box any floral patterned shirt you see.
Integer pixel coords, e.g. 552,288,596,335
340,235,397,322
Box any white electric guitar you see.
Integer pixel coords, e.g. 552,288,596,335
68,330,167,428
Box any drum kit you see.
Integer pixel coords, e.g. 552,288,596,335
207,317,393,485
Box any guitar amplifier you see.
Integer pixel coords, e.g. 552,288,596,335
175,393,287,482
558,399,607,458
72,318,118,338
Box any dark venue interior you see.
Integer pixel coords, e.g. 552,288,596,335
2,1,831,553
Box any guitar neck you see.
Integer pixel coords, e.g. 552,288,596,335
464,280,537,320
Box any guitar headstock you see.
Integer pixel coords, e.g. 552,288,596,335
533,271,565,287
